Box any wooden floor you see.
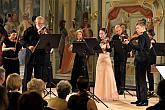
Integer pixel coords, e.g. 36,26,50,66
44,88,159,110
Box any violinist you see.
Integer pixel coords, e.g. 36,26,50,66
110,24,131,95
2,30,22,85
123,21,150,106
20,16,49,92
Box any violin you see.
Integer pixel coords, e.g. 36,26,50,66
120,33,139,42
128,34,139,41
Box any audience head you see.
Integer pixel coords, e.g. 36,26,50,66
0,85,8,110
157,80,165,100
35,16,45,30
56,80,72,99
115,25,123,35
27,78,45,96
77,76,89,91
6,73,22,91
17,91,45,110
0,67,5,85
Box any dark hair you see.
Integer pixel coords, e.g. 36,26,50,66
77,76,89,91
18,91,45,110
100,28,106,33
32,16,37,22
157,80,165,100
0,85,8,110
139,18,146,24
7,13,13,18
147,29,155,36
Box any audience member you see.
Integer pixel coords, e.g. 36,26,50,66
0,85,8,110
48,80,72,110
27,78,45,96
68,76,98,110
6,73,22,110
146,80,165,110
17,91,48,110
0,67,5,85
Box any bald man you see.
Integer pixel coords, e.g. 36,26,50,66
110,25,131,95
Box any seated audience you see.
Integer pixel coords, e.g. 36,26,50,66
0,85,8,110
146,79,165,110
0,67,5,85
27,78,45,96
48,80,72,110
6,73,22,110
27,78,54,110
17,91,50,110
67,76,98,110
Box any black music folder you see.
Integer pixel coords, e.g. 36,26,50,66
72,41,90,55
37,34,61,49
84,37,103,54
153,43,165,56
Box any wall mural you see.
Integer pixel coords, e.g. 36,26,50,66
0,0,19,19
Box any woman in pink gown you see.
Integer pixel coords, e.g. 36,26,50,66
94,28,119,101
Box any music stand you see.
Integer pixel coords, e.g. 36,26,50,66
153,43,165,56
84,37,103,54
37,34,61,98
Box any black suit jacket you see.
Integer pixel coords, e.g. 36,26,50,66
111,34,131,62
128,31,150,63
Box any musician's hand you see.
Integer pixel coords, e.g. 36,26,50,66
9,47,16,51
28,46,35,52
122,39,129,44
106,42,110,49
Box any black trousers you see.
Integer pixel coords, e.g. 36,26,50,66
135,59,148,101
3,58,20,85
22,50,49,92
147,65,154,91
114,61,126,93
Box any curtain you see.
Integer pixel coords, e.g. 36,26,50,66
108,5,153,20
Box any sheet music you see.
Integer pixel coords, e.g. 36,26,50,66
156,66,165,79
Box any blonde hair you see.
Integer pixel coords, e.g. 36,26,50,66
6,73,21,91
0,67,5,81
27,78,45,96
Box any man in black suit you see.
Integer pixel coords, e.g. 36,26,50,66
124,21,150,106
21,16,49,92
146,29,157,97
111,25,131,95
